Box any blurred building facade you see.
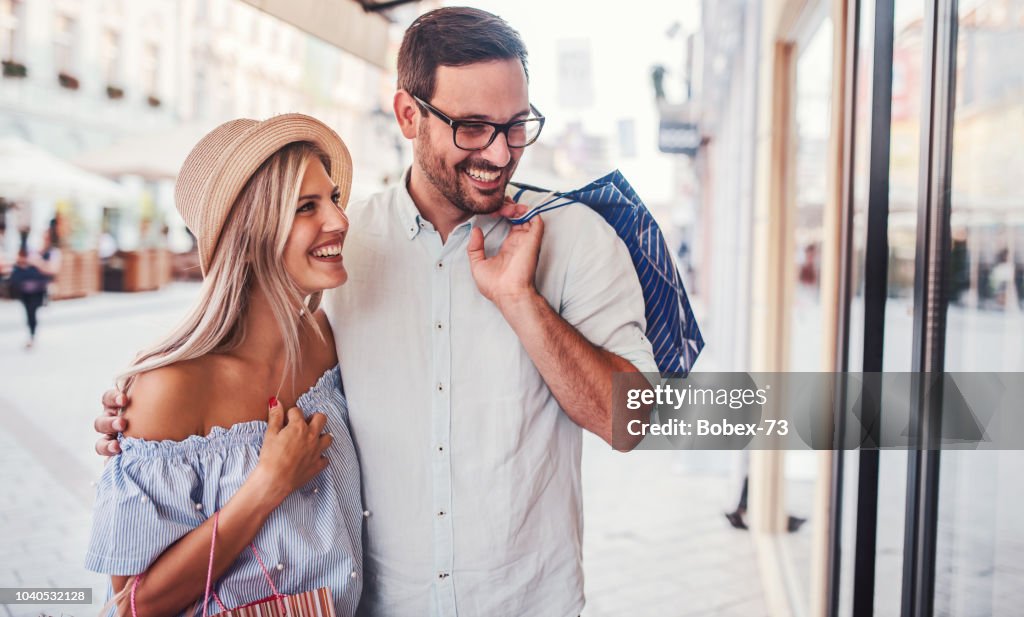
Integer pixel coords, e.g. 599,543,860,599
0,0,403,292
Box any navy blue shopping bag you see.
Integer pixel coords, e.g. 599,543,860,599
510,170,703,375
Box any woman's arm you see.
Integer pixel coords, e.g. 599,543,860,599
110,393,332,617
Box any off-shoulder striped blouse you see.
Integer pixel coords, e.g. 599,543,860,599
85,366,362,616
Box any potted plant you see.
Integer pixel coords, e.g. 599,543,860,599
106,85,124,99
2,60,27,78
58,72,80,90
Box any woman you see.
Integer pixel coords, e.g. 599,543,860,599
85,115,362,616
8,230,61,349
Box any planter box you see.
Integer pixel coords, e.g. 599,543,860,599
122,250,155,292
147,248,172,288
51,250,100,300
58,72,80,90
2,60,27,78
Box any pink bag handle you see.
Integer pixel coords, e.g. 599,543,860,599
128,510,284,617
201,510,285,617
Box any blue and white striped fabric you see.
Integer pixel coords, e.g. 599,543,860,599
85,366,363,617
511,170,704,375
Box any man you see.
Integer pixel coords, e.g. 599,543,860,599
96,8,656,616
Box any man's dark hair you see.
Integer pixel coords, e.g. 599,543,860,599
397,7,529,103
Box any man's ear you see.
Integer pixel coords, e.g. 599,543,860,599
394,90,421,140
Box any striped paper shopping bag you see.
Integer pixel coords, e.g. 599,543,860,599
210,587,336,617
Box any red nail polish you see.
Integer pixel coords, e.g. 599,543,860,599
268,396,279,409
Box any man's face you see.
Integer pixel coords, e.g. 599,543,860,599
413,59,530,216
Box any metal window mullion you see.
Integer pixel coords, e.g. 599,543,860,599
901,0,958,615
851,0,896,615
828,0,862,613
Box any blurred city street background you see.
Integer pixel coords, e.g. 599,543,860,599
1,0,1022,615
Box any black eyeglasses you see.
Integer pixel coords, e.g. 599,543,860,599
411,95,545,151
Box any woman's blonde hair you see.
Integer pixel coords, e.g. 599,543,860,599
116,141,332,393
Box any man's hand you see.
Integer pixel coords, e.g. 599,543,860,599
467,199,544,310
95,389,128,455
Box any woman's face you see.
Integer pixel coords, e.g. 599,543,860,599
283,156,349,295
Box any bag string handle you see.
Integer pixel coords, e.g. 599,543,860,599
508,183,567,225
201,510,285,617
125,509,283,617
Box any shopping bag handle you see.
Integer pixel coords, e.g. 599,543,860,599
125,510,287,617
200,511,285,617
507,183,571,225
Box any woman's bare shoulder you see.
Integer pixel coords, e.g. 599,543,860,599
121,360,212,441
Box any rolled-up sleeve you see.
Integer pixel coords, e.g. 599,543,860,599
555,206,658,375
85,445,204,575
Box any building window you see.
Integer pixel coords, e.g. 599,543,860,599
141,41,159,98
54,13,78,76
101,29,121,88
1,0,24,62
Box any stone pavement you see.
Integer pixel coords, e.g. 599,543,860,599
581,447,770,616
0,285,773,616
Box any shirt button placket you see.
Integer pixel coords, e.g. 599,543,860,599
431,252,456,615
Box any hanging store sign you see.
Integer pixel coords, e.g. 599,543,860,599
658,120,700,156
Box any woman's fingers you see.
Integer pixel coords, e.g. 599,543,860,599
267,397,284,433
286,406,304,423
318,431,334,452
308,412,328,434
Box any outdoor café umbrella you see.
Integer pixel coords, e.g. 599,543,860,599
71,122,218,181
510,170,704,375
0,136,128,203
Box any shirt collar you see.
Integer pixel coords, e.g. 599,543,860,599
395,167,506,241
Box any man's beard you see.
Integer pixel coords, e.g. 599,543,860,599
415,126,513,216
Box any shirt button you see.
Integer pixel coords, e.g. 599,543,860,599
435,321,443,330
438,511,446,517
140,496,148,503
194,503,203,511
438,572,449,580
436,261,444,270
276,563,284,571
437,444,445,453
437,383,445,392
363,510,371,518
350,570,358,579
312,487,319,494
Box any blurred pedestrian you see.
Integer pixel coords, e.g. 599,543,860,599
725,476,807,532
8,241,60,348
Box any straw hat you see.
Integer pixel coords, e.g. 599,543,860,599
174,113,352,276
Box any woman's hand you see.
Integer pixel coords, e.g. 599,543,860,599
252,397,332,505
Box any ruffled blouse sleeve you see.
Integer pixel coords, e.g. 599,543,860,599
85,437,207,575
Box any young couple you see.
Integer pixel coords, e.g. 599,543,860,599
87,7,657,617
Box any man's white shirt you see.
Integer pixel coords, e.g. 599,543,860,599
324,171,657,617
